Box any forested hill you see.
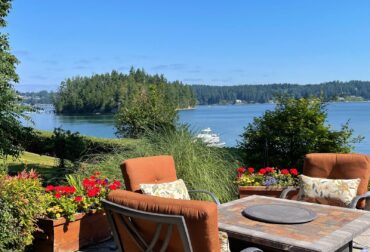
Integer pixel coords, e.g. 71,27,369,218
53,68,196,114
192,81,370,105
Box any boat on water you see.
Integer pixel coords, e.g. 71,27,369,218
196,128,226,147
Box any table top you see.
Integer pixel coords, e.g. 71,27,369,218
218,195,370,252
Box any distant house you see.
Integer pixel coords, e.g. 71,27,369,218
235,99,243,104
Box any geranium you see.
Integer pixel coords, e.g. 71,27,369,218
237,167,246,173
236,166,299,187
280,169,289,175
45,171,121,221
290,168,298,176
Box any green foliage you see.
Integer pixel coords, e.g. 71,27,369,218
0,0,33,163
193,81,370,105
239,97,362,170
115,82,178,138
24,130,138,158
78,126,239,203
0,171,48,251
50,128,87,168
53,68,196,114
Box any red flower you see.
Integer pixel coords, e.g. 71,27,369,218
45,185,54,192
74,196,83,202
113,180,121,188
237,167,246,173
290,168,298,176
247,167,254,173
258,168,267,175
87,187,100,197
265,167,274,173
65,186,76,194
90,175,96,180
55,192,61,199
281,169,289,175
108,184,118,190
95,171,101,176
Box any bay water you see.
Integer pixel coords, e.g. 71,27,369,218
26,103,370,155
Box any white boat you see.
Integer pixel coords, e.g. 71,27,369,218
196,128,226,147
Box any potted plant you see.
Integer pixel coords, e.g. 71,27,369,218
235,167,299,199
33,172,121,252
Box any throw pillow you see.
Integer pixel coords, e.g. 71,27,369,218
298,175,360,207
139,179,191,200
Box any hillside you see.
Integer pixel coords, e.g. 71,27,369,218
192,81,370,104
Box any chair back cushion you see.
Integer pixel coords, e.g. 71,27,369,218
303,153,370,208
121,155,178,192
107,190,221,252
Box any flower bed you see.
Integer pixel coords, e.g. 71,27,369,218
235,167,299,199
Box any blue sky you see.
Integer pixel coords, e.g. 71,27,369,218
5,0,370,91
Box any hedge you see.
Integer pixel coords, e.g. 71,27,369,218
24,130,138,158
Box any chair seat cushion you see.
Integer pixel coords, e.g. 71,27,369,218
140,179,191,200
139,180,231,252
298,174,361,207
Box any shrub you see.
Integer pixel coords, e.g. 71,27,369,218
78,126,239,203
115,83,178,138
50,128,87,167
24,130,137,158
0,170,48,252
238,97,362,170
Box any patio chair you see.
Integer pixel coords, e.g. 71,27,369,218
102,190,262,252
121,155,221,205
281,153,370,209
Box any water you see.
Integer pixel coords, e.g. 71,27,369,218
25,103,370,154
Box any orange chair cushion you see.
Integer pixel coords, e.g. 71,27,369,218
107,189,221,252
121,155,178,192
303,153,370,208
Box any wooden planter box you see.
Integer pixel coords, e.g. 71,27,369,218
238,186,299,199
33,211,111,252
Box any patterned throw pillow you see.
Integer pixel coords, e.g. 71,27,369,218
140,179,230,252
298,175,361,207
139,179,191,200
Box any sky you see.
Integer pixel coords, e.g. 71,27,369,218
5,0,370,91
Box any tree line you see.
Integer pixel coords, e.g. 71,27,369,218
53,68,196,114
192,80,370,104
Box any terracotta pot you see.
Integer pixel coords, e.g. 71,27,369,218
238,186,299,199
33,211,111,252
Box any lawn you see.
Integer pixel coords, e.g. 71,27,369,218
1,151,61,183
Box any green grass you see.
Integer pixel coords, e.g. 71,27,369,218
1,151,61,183
78,127,240,203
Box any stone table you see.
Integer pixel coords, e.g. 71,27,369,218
218,195,370,252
